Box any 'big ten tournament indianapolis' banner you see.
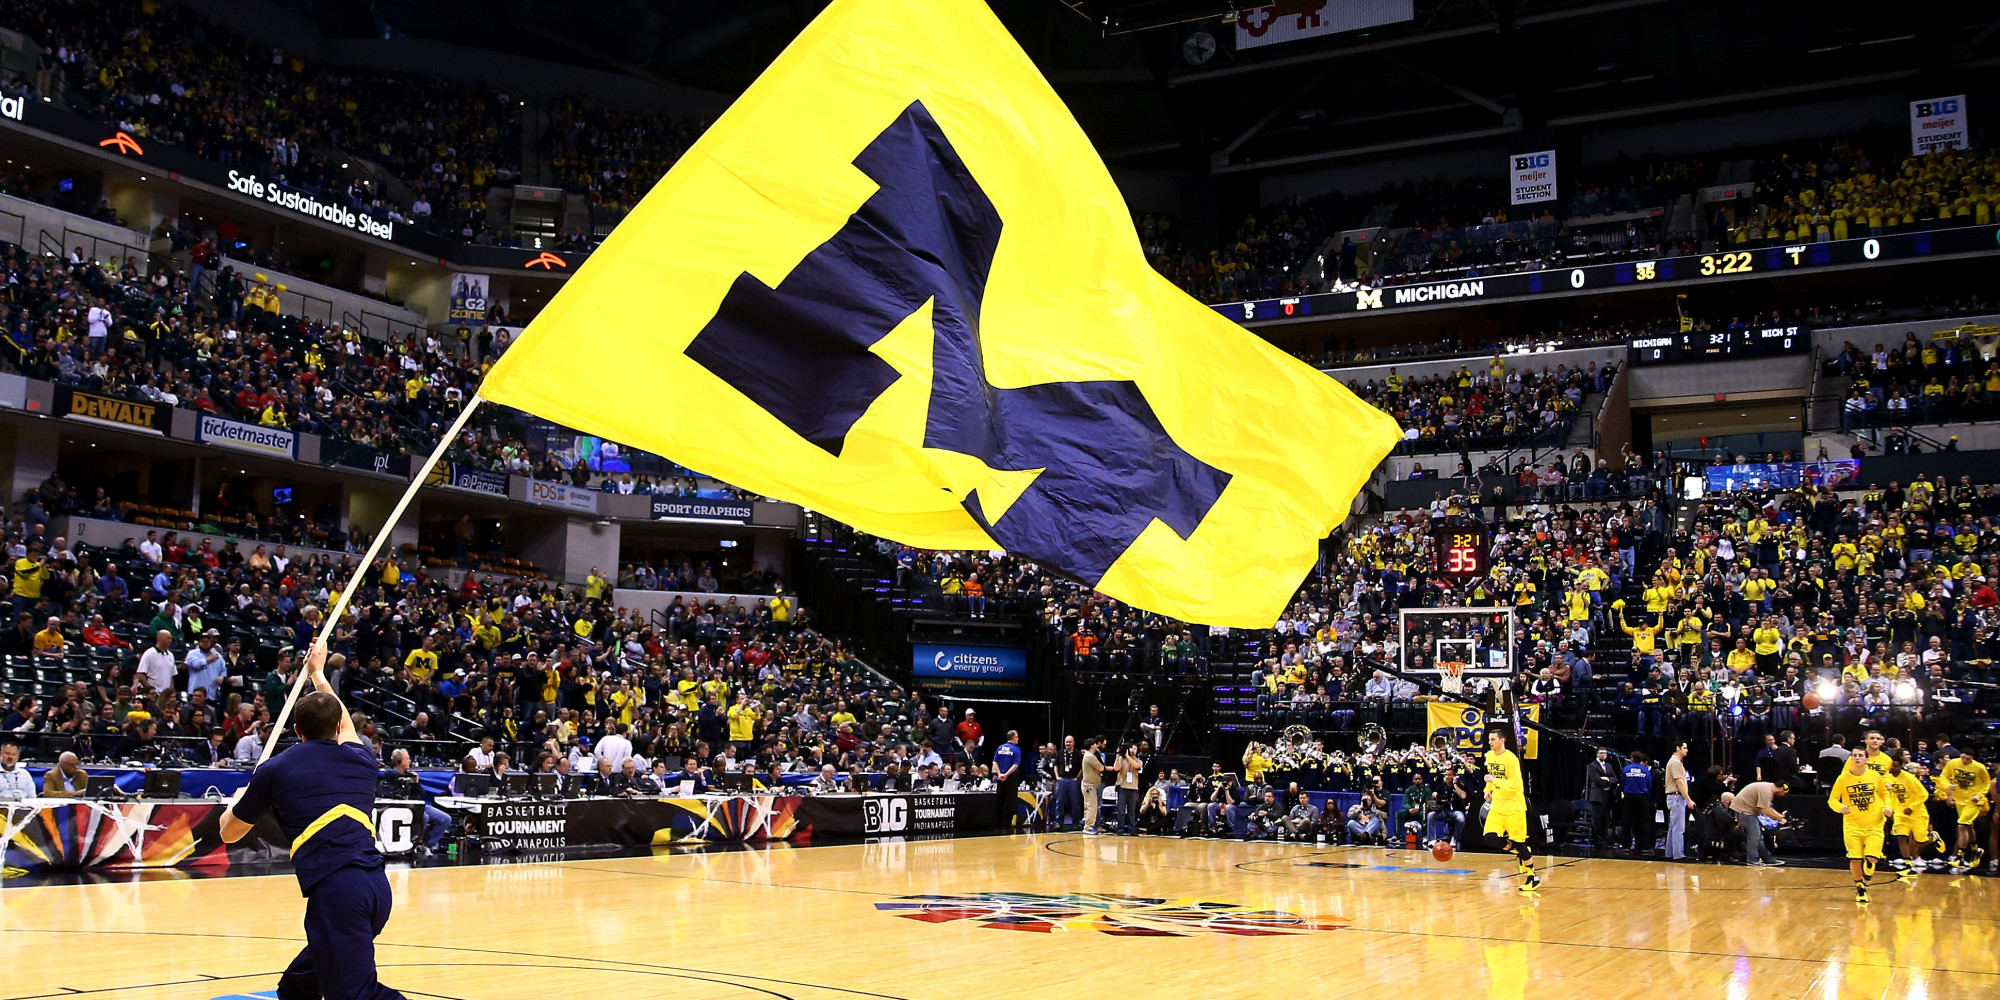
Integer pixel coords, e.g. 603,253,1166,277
1509,150,1558,205
651,497,755,523
527,477,600,513
1235,0,1414,49
1911,95,1969,156
913,643,1028,690
1426,700,1540,759
448,272,490,326
196,413,298,459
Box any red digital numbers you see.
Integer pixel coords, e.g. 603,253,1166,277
1440,533,1482,575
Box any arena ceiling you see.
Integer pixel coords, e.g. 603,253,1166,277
313,0,2000,176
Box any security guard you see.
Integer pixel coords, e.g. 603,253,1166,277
222,646,407,1000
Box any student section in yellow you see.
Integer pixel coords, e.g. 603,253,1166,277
479,0,1399,627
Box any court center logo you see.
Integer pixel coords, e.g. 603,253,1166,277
876,892,1346,936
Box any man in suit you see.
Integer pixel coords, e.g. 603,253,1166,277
1584,746,1619,848
191,727,231,766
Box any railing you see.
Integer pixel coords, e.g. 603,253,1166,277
62,226,145,271
0,206,24,247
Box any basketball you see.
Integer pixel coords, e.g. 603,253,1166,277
1801,691,1821,711
1432,841,1455,863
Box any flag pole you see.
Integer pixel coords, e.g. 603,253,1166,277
258,394,487,764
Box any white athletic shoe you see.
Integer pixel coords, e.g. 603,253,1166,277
1888,859,1910,869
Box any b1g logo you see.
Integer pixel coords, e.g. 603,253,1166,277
1914,98,1960,118
1513,152,1551,170
863,797,909,833
374,805,415,854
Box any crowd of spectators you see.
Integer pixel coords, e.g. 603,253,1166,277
1349,354,1615,457
1725,144,2000,247
541,95,708,239
0,0,520,243
0,239,746,555
0,0,719,252
0,509,963,811
1829,324,2000,429
1156,138,1998,306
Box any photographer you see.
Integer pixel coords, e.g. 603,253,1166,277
1346,780,1388,845
1241,774,1278,840
1137,784,1172,834
1113,743,1143,834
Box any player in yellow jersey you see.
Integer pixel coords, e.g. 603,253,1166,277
1482,727,1539,892
1830,751,1891,903
1859,729,1894,777
1938,746,1991,870
1887,753,1946,878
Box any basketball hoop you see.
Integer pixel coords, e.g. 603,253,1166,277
1439,659,1466,696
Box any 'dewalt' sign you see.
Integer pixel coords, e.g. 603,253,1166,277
57,387,170,434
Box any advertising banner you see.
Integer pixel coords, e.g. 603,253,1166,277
651,497,755,522
323,440,413,479
1508,149,1558,205
426,463,509,496
447,272,490,326
1425,701,1541,758
477,800,571,851
1235,0,1413,50
912,643,1028,689
1911,95,1969,155
527,477,601,513
196,413,298,459
1705,460,1860,494
56,386,169,434
793,792,999,837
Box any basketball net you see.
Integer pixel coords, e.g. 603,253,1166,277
1439,660,1466,696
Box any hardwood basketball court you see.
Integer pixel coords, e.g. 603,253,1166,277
4,834,1995,1000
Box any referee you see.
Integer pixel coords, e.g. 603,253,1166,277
221,646,408,1000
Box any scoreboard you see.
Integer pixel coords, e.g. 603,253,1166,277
1626,324,1808,365
1213,224,2000,324
1433,523,1490,578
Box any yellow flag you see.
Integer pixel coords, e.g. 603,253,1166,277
480,0,1398,627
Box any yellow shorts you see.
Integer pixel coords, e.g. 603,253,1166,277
1891,808,1931,841
1485,805,1528,843
1954,800,1988,827
1844,824,1885,860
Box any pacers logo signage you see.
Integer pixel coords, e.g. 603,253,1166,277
59,388,167,433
